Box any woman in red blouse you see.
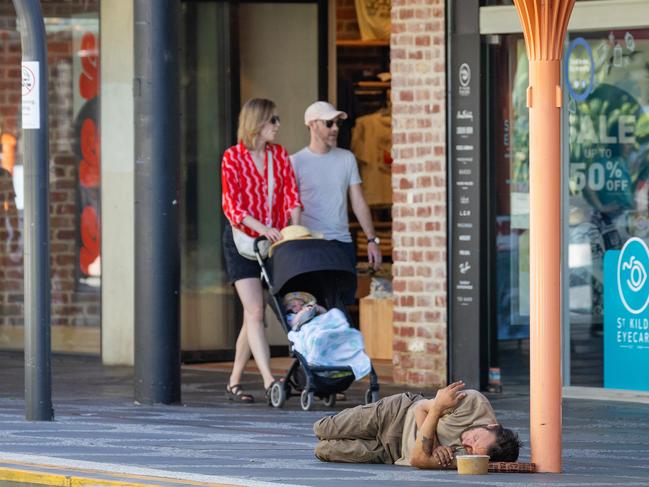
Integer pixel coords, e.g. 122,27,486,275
221,98,302,403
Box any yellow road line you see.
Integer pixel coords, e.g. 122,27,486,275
0,467,68,486
0,463,237,487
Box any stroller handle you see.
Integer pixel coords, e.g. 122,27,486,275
253,235,268,255
253,235,272,290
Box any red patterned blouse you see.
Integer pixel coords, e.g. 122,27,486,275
221,142,302,237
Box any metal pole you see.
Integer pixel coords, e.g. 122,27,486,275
13,0,53,421
133,0,181,404
528,55,563,473
513,0,575,472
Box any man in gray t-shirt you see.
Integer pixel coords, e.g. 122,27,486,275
291,101,382,302
291,146,360,242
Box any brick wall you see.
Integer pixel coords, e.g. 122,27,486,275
390,0,447,387
0,0,100,333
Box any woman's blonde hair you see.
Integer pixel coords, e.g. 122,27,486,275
237,98,276,148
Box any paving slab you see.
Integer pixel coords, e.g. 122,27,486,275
0,352,648,486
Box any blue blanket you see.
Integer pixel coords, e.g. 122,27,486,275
287,308,371,379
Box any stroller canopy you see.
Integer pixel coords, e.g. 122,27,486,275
268,239,356,296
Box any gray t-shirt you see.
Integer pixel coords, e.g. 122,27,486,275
395,390,498,466
290,147,362,242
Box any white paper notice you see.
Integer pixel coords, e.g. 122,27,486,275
21,61,40,129
511,192,530,229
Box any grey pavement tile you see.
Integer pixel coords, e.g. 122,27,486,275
1,352,649,486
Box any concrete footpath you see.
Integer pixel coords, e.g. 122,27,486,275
0,352,648,487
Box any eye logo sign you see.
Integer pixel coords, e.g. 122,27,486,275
624,257,647,292
617,237,649,314
458,63,471,96
459,63,471,87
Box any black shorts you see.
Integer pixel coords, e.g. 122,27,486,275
222,224,262,284
331,240,357,305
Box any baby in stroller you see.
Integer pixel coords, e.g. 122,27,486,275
258,233,380,410
283,291,326,331
282,291,371,381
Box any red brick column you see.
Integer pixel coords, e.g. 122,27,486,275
391,0,447,387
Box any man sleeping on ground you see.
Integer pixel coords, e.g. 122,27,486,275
313,381,521,468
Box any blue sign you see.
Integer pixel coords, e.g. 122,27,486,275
565,37,595,102
604,238,649,391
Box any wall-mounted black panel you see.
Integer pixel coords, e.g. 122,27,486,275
447,0,484,390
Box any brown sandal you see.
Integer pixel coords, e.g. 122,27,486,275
226,384,255,403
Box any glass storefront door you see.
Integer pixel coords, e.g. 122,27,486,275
488,34,532,385
566,29,649,386
180,1,238,359
179,1,321,359
488,28,649,387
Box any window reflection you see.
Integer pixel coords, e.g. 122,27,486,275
567,30,649,385
490,29,649,387
0,1,101,353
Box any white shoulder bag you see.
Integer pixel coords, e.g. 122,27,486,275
232,149,274,260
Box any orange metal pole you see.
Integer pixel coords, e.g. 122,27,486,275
528,58,563,473
513,0,575,473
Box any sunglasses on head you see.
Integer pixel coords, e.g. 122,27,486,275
269,115,281,125
321,119,343,128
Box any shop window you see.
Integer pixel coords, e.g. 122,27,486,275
489,28,649,387
566,29,649,387
0,1,100,353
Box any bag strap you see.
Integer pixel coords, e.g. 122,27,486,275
266,148,274,225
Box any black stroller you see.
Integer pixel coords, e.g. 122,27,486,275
253,236,380,411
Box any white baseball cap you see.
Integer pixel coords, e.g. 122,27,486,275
304,101,348,125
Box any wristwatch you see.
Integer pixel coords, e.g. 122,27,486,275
367,236,380,245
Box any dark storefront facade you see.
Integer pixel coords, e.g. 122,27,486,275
449,0,649,392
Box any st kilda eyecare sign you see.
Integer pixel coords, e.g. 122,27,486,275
447,0,483,389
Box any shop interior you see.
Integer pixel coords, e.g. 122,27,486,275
335,0,393,361
178,0,395,364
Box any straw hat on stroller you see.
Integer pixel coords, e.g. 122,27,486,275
269,225,324,257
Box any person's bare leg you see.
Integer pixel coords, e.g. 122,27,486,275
228,321,252,388
233,278,275,389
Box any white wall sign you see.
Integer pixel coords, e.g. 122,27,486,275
21,61,40,129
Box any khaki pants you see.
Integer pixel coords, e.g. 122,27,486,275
313,392,424,464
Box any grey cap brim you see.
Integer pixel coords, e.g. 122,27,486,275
320,110,348,121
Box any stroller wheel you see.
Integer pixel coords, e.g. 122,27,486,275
364,389,380,405
300,390,315,411
323,393,336,408
269,381,287,408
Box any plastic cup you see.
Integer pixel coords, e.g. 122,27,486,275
456,454,489,475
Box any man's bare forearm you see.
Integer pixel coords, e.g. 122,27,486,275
415,402,442,455
349,185,377,239
410,381,466,469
